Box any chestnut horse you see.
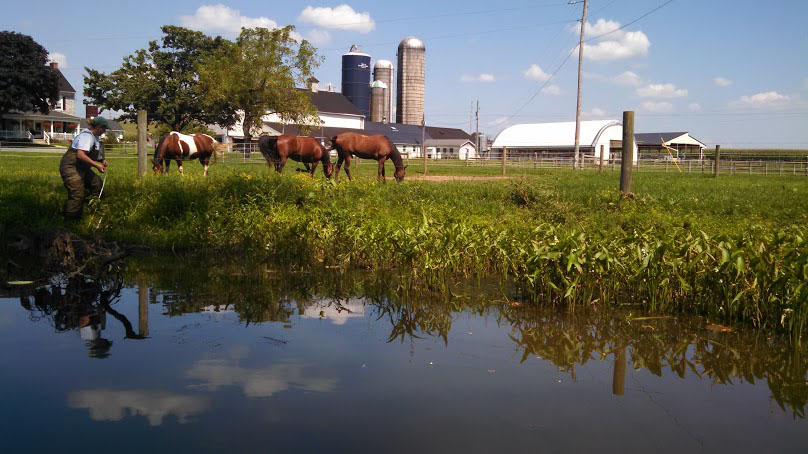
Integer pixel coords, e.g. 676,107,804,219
257,134,333,178
332,132,406,182
153,132,221,176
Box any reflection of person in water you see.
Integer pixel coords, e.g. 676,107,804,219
19,276,142,358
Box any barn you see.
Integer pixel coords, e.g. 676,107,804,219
634,132,706,158
491,120,637,161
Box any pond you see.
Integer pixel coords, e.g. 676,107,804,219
1,256,805,452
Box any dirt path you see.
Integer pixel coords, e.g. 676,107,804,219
411,175,514,181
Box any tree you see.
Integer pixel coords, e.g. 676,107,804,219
83,26,234,132
0,31,59,116
198,26,321,142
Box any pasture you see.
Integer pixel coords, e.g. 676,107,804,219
1,150,807,337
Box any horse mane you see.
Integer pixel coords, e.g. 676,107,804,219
317,138,332,164
153,134,170,165
388,139,404,168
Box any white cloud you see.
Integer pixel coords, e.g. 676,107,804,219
688,102,702,111
636,83,688,98
461,73,496,83
489,116,509,127
642,101,673,112
301,301,365,325
68,390,210,426
297,5,375,33
572,19,650,62
733,91,789,105
541,84,562,95
48,52,67,68
583,107,607,118
713,77,733,87
179,4,301,39
612,71,642,86
306,29,332,45
523,64,550,81
187,360,337,398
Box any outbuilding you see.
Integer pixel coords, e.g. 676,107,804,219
634,132,706,159
491,120,637,161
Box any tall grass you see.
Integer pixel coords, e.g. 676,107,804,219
1,154,806,338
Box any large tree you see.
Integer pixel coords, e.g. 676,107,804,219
0,31,59,116
198,26,321,142
83,25,234,132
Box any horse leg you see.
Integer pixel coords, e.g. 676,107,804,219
165,159,170,174
177,159,184,176
201,155,210,176
344,155,353,181
335,154,345,180
277,156,287,174
309,162,318,177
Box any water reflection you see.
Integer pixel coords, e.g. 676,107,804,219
68,389,210,426
18,276,146,358
187,360,338,398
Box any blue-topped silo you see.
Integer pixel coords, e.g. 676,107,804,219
341,45,372,118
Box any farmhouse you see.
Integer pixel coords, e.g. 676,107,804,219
491,120,638,161
634,132,706,158
0,62,83,143
364,121,424,157
424,126,476,160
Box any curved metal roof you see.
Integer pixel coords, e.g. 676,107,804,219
344,44,371,57
370,80,388,89
374,59,394,69
398,36,425,50
492,120,620,148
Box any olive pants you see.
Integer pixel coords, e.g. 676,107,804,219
59,150,102,219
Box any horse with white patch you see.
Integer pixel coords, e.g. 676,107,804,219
152,132,222,176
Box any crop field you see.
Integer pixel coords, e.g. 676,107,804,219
1,151,807,338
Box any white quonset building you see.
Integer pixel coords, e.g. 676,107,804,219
492,120,637,161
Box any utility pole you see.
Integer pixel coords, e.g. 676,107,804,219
475,100,480,162
467,101,473,166
422,116,427,177
573,0,589,170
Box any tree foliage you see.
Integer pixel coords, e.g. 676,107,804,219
83,26,233,132
0,31,59,116
198,26,321,141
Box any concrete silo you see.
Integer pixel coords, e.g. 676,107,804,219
373,60,393,123
370,80,388,123
341,45,371,118
396,37,425,125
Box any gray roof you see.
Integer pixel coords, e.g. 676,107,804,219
364,121,424,145
3,110,82,121
425,126,472,141
634,132,688,145
55,68,75,93
298,89,363,116
265,122,358,139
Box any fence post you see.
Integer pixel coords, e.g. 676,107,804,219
713,145,720,178
501,147,507,176
599,145,604,174
138,281,149,337
620,111,634,195
137,110,147,177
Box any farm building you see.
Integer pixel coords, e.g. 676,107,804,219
634,132,706,158
424,126,476,160
364,121,424,157
492,120,637,161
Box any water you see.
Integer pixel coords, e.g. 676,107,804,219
1,257,805,453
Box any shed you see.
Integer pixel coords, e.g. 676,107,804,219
634,132,706,157
492,120,637,161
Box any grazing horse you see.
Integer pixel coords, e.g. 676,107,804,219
257,134,334,178
332,132,406,182
153,132,221,176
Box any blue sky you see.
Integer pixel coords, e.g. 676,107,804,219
5,0,807,147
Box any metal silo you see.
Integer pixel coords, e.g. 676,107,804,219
396,37,425,125
373,60,393,123
370,80,388,123
341,45,371,118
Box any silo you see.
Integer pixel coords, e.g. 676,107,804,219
396,37,425,125
341,45,372,118
373,60,394,123
370,81,388,123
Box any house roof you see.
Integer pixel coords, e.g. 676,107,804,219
80,118,124,132
55,68,75,93
3,110,82,121
298,89,363,116
364,121,424,145
492,120,620,148
265,122,358,139
425,126,472,141
634,132,688,145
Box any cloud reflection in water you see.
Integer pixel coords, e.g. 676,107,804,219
67,389,210,426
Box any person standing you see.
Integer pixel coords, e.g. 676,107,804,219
59,116,108,219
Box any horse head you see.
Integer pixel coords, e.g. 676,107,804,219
152,157,164,174
394,165,407,182
323,162,334,179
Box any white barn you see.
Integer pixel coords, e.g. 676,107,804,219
492,120,638,161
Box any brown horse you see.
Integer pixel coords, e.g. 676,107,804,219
257,134,334,178
332,132,406,182
153,132,221,176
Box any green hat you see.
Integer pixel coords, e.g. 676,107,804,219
90,116,109,129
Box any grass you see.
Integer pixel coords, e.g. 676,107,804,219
1,151,807,338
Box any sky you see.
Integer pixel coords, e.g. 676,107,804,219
4,0,807,148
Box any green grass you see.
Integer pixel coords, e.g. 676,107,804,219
1,152,807,338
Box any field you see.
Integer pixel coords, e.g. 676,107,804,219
1,150,807,337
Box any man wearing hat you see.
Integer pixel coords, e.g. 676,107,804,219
59,116,109,219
